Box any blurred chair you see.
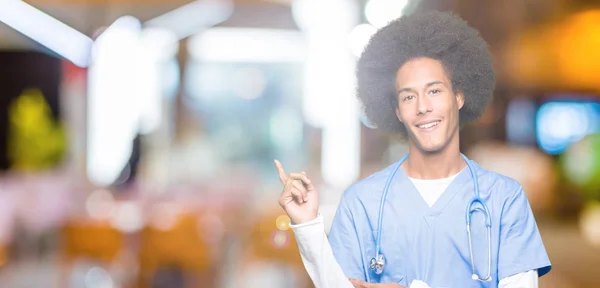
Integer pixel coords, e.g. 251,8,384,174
137,211,215,288
0,243,8,269
60,220,125,287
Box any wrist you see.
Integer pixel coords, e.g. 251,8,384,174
291,213,318,225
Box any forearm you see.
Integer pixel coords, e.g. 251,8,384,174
291,214,355,288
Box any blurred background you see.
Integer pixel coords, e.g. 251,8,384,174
0,0,599,287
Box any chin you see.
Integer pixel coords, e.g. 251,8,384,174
406,126,454,154
418,144,446,153
413,137,447,153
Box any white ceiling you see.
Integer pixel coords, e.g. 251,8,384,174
0,1,298,50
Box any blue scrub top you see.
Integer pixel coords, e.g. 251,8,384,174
328,158,551,287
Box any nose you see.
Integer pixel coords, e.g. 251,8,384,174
416,95,433,115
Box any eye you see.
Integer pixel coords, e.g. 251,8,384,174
429,89,441,95
403,95,415,102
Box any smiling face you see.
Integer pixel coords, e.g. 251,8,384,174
395,57,464,153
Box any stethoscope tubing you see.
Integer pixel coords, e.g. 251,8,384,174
371,154,492,282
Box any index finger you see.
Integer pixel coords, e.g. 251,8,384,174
273,159,287,184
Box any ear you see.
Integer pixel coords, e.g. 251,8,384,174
456,91,465,110
395,107,403,123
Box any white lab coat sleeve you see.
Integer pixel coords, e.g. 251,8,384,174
290,213,356,288
498,270,538,288
408,280,432,288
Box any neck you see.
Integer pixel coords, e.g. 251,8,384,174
403,135,465,180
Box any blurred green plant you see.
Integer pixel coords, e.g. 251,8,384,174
7,88,66,171
560,133,600,201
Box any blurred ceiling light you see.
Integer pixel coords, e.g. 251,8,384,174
95,15,141,43
136,28,178,135
87,16,142,187
138,27,179,62
348,23,377,57
0,0,93,67
292,0,357,32
145,0,233,41
291,0,361,190
88,16,179,187
292,0,359,129
188,28,305,62
365,0,409,29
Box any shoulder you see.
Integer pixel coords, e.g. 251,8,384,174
340,161,399,203
471,161,525,202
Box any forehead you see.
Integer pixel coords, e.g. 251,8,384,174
395,57,450,89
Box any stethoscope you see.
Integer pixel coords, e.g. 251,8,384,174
369,154,492,282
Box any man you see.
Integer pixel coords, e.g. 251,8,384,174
274,11,551,288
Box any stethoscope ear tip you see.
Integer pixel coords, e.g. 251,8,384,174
471,274,478,280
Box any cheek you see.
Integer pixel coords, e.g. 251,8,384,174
397,106,412,123
434,97,457,117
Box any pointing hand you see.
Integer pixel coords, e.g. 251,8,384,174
274,160,319,224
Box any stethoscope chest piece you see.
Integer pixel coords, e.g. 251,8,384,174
370,254,385,275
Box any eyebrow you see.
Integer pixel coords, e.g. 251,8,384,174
396,81,445,95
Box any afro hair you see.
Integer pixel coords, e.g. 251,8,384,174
356,11,496,136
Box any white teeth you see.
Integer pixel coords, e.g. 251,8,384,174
417,121,439,129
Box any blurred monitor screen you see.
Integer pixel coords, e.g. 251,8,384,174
535,98,600,155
